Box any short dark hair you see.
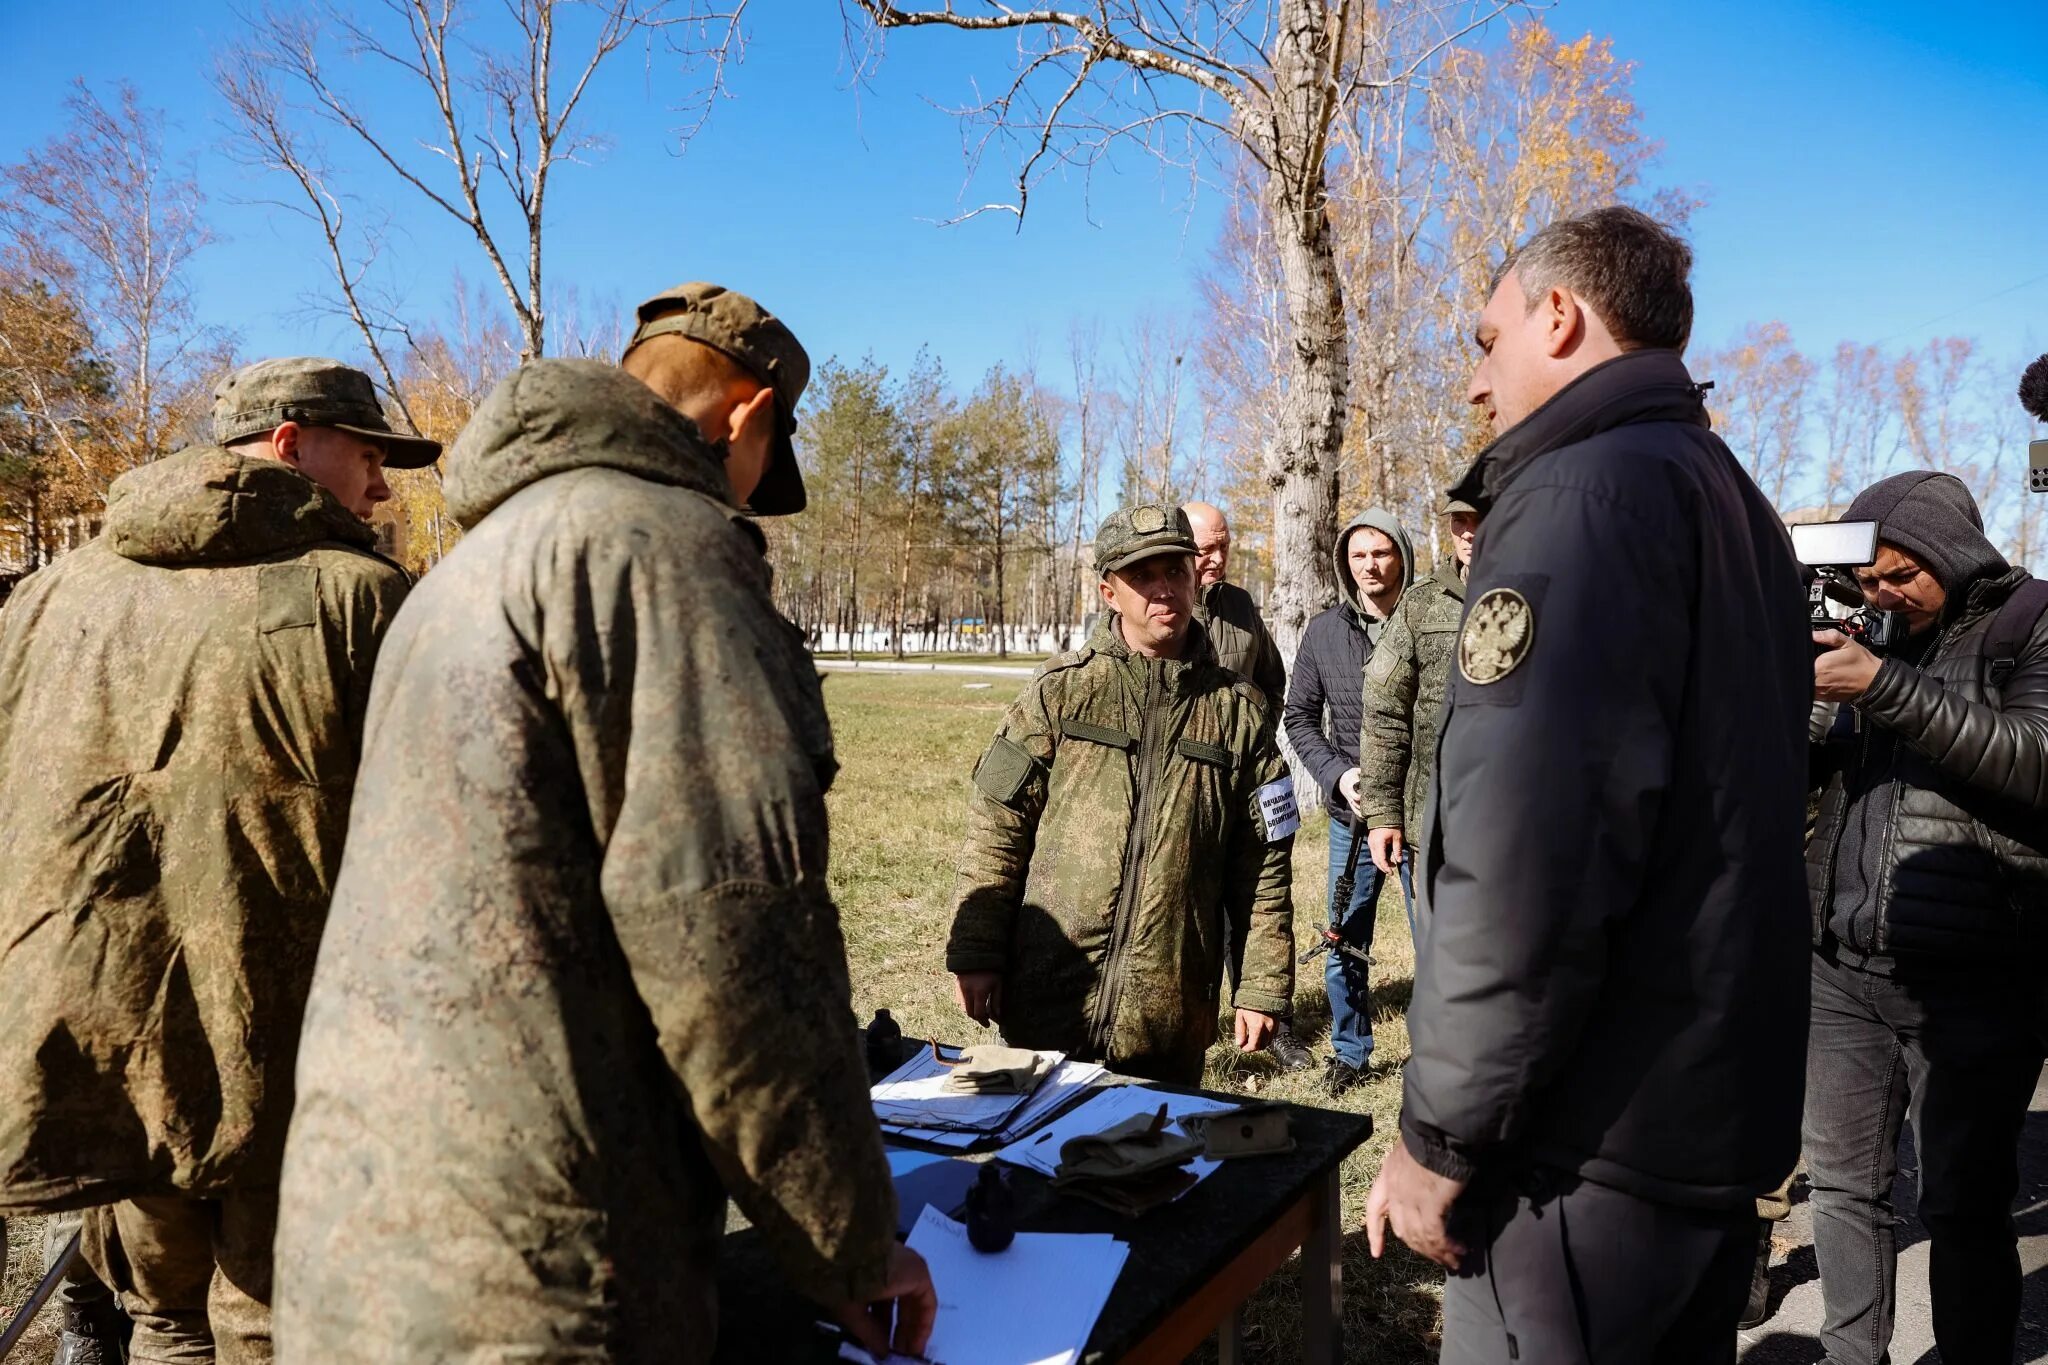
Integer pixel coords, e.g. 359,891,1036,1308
1498,205,1694,352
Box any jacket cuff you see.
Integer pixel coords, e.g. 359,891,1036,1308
1855,655,1921,722
1359,802,1403,832
1231,988,1292,1017
945,947,1007,974
1399,1115,1479,1184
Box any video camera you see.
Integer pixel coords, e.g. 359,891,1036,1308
1790,520,1911,653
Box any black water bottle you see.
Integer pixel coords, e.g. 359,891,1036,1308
865,1008,902,1078
965,1163,1016,1253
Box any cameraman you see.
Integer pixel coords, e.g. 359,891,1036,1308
1805,470,2048,1364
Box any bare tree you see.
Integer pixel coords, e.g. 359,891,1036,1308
217,0,749,377
843,0,1519,661
1,81,230,480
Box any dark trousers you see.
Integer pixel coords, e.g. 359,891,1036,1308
1802,949,2042,1365
1322,817,1384,1066
1441,1170,1754,1365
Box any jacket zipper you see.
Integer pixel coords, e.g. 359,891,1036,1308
1091,660,1165,1057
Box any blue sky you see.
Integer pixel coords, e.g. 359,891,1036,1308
1,0,2044,399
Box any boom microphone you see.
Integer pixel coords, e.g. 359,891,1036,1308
2023,354,2048,425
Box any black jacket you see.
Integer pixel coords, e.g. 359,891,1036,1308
1809,566,2048,961
1403,349,1812,1211
1282,508,1413,825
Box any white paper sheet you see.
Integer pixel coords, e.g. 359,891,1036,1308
990,1084,1237,1184
902,1206,1129,1365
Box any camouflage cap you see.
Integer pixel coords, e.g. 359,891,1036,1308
212,357,441,470
1093,502,1198,577
1439,496,1479,516
625,282,811,516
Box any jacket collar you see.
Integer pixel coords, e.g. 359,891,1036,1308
1093,610,1217,687
1448,349,1711,512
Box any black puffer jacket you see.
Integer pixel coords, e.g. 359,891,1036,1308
1809,564,2048,960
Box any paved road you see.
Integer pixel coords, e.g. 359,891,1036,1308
1740,1064,2048,1363
814,659,1035,678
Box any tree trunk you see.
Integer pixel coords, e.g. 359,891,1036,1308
1259,4,1347,672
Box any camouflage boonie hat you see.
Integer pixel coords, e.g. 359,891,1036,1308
1439,496,1479,516
1093,503,1198,577
212,357,441,470
625,282,811,516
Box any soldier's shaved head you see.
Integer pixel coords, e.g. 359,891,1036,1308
1182,501,1231,586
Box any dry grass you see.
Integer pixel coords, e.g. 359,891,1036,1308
828,671,1445,1363
2,1216,62,1361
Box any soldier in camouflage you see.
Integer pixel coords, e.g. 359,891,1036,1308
949,503,1297,1086
0,358,431,1363
273,285,933,1364
1360,498,1482,914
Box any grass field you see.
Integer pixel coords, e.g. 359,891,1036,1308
0,669,1446,1362
827,670,1445,1362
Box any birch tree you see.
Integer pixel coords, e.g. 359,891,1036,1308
217,0,749,384
1,82,230,481
843,0,1517,660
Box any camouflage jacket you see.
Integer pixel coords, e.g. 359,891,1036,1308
273,362,892,1364
948,613,1296,1085
0,449,407,1211
1195,579,1286,707
1358,571,1467,835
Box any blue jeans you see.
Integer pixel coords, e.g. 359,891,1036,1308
1324,818,1385,1067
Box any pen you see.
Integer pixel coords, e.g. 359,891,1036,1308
810,1319,945,1365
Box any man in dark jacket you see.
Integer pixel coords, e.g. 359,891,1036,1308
1802,470,2048,1364
0,358,431,1364
1282,508,1412,1092
1363,206,1812,1362
1183,500,1287,705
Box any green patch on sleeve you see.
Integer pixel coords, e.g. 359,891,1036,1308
972,734,1036,806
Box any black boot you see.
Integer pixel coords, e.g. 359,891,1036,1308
1266,1020,1314,1071
53,1297,128,1365
1736,1219,1773,1330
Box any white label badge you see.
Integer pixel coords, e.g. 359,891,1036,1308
1256,776,1300,842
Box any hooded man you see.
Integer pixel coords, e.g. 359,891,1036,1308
1281,508,1413,1093
1361,498,1482,888
272,286,933,1364
948,502,1296,1085
1802,471,2048,1364
0,357,432,1364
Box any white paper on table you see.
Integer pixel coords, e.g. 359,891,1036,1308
878,1060,1106,1147
898,1205,1128,1365
990,1084,1237,1185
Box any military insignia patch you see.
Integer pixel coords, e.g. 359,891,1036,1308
1131,504,1166,533
1459,588,1534,684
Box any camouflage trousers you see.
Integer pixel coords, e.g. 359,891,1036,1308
80,1189,275,1365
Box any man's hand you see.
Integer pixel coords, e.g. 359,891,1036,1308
1336,767,1362,813
828,1243,937,1358
1363,1137,1470,1270
1813,630,1883,703
953,971,1003,1026
1234,1008,1277,1052
1367,826,1405,875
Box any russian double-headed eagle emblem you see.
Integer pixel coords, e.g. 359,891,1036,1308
1458,588,1534,684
